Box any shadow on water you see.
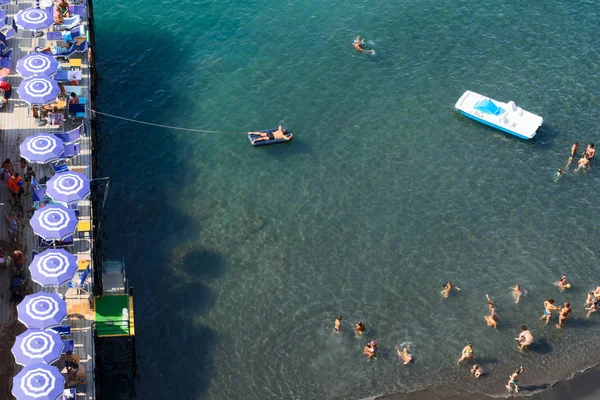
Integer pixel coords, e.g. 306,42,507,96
258,138,313,159
570,317,597,329
519,384,550,393
94,27,226,399
529,338,553,355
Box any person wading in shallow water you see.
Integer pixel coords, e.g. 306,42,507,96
363,341,376,359
506,367,524,393
515,325,533,351
556,302,571,329
457,343,474,365
484,294,499,329
333,316,342,334
540,299,559,325
354,321,365,336
395,346,413,365
512,285,525,304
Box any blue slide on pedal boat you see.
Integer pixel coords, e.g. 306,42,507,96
455,90,543,140
248,126,293,147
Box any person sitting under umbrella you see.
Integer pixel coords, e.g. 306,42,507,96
57,0,71,18
65,362,86,387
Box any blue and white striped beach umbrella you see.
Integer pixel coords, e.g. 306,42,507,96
17,77,60,105
30,204,78,241
17,292,67,330
14,8,53,31
11,329,64,366
20,133,65,164
12,363,64,400
16,53,59,78
46,171,91,205
29,248,78,286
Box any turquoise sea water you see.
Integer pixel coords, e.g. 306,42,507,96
93,1,600,398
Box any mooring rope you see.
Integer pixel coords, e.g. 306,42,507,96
91,109,248,134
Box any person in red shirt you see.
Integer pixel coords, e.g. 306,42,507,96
7,172,23,202
0,80,11,107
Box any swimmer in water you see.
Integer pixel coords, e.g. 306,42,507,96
353,36,374,54
556,302,571,329
484,294,499,328
395,346,413,365
554,168,563,179
515,325,533,351
441,281,457,298
512,285,523,304
506,367,524,393
355,321,365,336
585,291,595,307
558,275,570,291
363,341,376,359
586,300,599,317
594,286,600,298
571,142,579,158
584,143,596,159
578,156,590,171
457,343,474,365
470,365,483,378
333,316,342,334
540,299,558,325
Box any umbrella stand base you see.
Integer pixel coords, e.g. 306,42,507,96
35,117,48,126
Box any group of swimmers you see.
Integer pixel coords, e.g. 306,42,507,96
557,141,595,177
332,316,414,364
333,276,600,393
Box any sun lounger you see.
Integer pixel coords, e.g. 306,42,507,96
54,40,87,61
46,25,85,43
55,124,83,144
68,103,85,119
60,143,81,158
53,15,81,31
50,325,71,336
61,339,75,354
69,265,90,293
63,85,82,96
38,235,73,248
53,69,82,82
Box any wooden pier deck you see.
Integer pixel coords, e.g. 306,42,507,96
0,1,96,398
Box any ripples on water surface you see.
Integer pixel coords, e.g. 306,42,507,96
94,0,600,398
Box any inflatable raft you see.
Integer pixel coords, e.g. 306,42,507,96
248,126,293,147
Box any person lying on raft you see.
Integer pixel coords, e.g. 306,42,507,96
249,125,291,144
353,36,374,54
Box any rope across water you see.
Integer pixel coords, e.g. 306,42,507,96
91,110,248,134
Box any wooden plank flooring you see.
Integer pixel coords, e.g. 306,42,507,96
0,1,95,398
